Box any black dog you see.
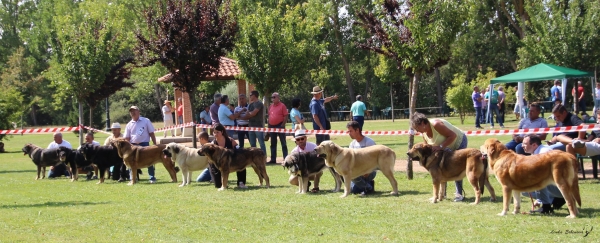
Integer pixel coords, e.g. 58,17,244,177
283,151,342,193
78,144,130,183
57,147,95,181
22,143,63,180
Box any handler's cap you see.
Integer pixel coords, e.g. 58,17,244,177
110,122,121,129
294,129,307,138
129,106,139,111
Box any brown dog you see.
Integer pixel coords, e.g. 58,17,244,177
314,141,398,198
407,142,496,204
197,143,270,191
480,138,581,218
111,139,178,185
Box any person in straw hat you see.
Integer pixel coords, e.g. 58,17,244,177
104,122,123,146
162,100,175,137
309,86,338,145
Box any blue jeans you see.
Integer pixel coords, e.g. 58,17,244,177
268,123,288,162
487,104,503,126
481,108,487,124
505,140,526,155
353,116,365,130
351,171,376,194
522,185,563,204
133,142,155,181
48,163,70,178
548,143,566,151
237,129,249,148
248,130,266,153
196,168,212,182
474,107,482,127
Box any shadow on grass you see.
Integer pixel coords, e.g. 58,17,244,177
0,200,110,209
1,150,27,154
0,169,37,174
232,185,287,191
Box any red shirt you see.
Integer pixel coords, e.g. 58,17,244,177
572,86,584,98
268,102,289,125
177,104,184,116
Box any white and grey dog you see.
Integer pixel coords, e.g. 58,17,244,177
162,143,209,187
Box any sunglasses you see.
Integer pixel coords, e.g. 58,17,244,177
295,137,305,142
271,96,277,99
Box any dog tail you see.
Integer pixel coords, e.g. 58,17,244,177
479,154,489,195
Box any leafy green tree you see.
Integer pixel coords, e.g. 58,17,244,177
356,0,465,179
135,0,237,117
445,74,472,124
233,1,324,105
0,86,23,141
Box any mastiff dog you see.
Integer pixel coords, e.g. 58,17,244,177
480,138,581,218
57,147,93,182
283,151,342,194
314,141,399,198
111,139,178,185
407,142,496,204
22,143,63,180
163,143,209,187
78,144,126,184
197,143,270,191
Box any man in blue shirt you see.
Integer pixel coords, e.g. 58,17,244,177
309,86,338,145
484,85,504,128
217,95,244,138
472,86,483,129
550,79,562,107
350,95,369,130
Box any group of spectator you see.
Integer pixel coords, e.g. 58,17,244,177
472,85,505,129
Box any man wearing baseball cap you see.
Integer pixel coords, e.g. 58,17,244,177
124,106,159,183
309,86,338,145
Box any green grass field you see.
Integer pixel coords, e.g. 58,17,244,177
1,115,599,242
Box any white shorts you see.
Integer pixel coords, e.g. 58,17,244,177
584,142,600,156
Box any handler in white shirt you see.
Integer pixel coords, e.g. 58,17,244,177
47,132,72,178
287,130,322,192
347,121,376,196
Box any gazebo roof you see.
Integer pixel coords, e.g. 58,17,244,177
157,57,241,82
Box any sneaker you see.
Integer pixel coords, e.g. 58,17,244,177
238,182,248,189
500,125,505,128
149,179,156,184
573,140,585,149
359,191,367,197
475,126,484,129
489,126,494,129
453,194,464,202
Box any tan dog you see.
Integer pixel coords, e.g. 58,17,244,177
111,139,178,185
197,143,270,191
407,142,496,204
163,143,209,187
480,138,581,218
314,141,398,197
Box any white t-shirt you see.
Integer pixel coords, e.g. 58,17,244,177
124,116,155,144
349,136,376,149
290,142,318,153
162,106,173,121
47,140,72,150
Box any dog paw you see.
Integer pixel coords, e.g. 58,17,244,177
218,187,226,191
96,181,102,185
127,182,134,186
566,215,576,219
179,184,185,187
70,178,75,182
497,212,507,216
390,192,399,196
512,210,520,215
340,194,349,198
490,198,497,202
470,202,479,205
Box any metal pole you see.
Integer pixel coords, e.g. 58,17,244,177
105,97,110,131
78,102,84,146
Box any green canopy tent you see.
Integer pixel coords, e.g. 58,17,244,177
487,63,594,121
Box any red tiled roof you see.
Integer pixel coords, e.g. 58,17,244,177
157,57,241,82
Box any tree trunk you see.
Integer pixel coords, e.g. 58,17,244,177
78,102,84,146
435,67,443,116
154,84,163,111
407,73,421,180
89,105,94,128
332,1,355,103
187,90,198,148
30,105,38,126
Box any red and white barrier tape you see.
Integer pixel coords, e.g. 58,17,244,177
0,126,80,135
6,123,599,137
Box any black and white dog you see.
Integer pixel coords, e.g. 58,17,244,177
283,151,342,193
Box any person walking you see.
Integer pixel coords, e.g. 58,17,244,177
309,86,338,145
350,95,369,130
472,86,483,129
161,100,175,137
123,106,159,183
267,92,288,164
